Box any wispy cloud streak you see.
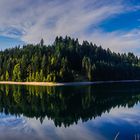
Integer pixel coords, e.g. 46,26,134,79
0,0,139,54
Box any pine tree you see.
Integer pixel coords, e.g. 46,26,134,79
6,71,9,81
12,64,21,81
40,38,44,47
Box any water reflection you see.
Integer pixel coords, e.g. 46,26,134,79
0,82,140,128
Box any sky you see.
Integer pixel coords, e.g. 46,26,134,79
0,0,140,55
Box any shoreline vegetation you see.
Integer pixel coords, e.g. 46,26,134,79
1,36,140,82
0,80,140,86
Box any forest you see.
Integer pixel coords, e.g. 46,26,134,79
0,36,140,82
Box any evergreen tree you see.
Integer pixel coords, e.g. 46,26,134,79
40,39,44,47
41,55,47,75
12,64,21,81
6,71,9,81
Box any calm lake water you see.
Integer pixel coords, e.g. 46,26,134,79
0,82,140,140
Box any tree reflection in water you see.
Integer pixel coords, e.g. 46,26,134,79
0,82,140,127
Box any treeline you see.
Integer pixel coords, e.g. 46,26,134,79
0,36,140,82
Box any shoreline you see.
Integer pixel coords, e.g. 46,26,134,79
0,80,140,86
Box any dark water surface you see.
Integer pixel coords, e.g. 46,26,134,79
0,82,140,140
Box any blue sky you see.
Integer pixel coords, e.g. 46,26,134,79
0,0,140,55
0,36,24,50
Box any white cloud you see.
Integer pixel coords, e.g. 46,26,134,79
25,116,106,140
20,0,124,44
79,29,140,55
0,0,139,54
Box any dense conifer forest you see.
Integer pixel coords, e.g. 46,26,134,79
0,36,140,82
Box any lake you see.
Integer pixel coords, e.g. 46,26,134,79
0,82,140,140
